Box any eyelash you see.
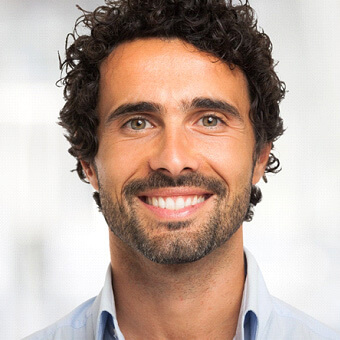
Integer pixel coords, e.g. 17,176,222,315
198,114,225,127
121,113,225,131
122,116,153,130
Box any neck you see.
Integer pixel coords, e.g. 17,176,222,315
109,227,245,340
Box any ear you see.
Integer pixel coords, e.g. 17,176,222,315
252,143,271,185
80,160,99,191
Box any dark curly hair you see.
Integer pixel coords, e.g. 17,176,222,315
58,0,285,221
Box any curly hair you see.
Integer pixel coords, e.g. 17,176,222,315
58,0,285,221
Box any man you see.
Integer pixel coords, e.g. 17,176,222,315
24,0,339,339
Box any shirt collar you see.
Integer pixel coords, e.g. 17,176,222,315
234,248,273,340
90,249,273,340
88,265,125,340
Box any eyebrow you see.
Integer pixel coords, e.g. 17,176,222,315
105,97,242,125
186,97,243,121
106,102,162,125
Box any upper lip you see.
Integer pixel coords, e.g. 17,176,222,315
137,187,213,197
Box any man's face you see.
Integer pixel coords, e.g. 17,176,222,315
82,38,269,264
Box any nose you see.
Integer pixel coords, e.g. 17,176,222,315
149,127,200,177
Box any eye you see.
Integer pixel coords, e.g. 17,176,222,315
200,115,221,127
125,118,152,130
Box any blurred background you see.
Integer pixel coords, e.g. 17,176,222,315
1,0,339,338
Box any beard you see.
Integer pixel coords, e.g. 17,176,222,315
99,171,251,265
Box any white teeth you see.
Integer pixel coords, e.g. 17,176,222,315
146,195,206,210
175,197,185,210
152,197,158,208
185,197,192,207
159,197,165,209
198,196,204,203
165,197,175,210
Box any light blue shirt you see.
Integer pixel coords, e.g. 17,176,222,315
23,249,340,340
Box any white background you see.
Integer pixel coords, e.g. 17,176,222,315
1,0,339,338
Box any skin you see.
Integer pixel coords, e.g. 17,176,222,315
81,38,270,340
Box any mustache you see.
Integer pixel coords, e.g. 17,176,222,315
123,171,227,197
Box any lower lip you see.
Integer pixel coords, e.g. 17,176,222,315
139,198,210,220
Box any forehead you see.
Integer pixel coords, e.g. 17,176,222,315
98,38,250,119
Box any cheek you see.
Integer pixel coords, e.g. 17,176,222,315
195,135,255,182
96,138,150,189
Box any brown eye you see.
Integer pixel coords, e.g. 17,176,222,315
202,116,218,127
129,118,147,130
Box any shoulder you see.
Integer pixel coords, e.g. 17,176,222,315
22,297,96,340
264,296,340,340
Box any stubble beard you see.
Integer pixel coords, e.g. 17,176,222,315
99,172,251,265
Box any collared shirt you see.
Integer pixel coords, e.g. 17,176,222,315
23,249,340,340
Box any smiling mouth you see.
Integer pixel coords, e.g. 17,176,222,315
139,194,212,210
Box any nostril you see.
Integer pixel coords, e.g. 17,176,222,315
148,144,200,176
